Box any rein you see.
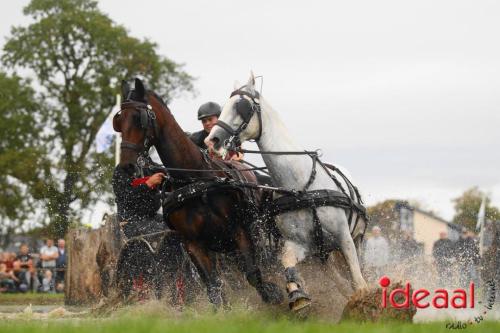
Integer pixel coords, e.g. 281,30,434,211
236,148,322,156
161,165,268,173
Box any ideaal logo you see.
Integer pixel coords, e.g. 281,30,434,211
379,276,496,329
379,276,475,309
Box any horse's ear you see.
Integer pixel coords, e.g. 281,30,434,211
121,80,130,100
134,78,146,100
112,112,122,132
246,71,256,94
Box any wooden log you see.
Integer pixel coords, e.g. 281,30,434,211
65,214,125,305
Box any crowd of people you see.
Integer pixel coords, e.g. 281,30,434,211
362,226,480,287
0,239,66,293
432,229,480,287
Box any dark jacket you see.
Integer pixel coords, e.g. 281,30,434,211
399,237,421,261
189,130,209,149
433,238,454,265
112,165,163,238
456,237,479,265
56,249,66,268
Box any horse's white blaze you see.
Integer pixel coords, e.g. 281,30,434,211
206,74,368,291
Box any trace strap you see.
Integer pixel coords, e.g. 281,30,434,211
227,145,367,262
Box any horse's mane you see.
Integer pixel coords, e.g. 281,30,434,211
124,88,168,111
148,91,168,109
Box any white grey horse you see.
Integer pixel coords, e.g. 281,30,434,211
205,73,368,312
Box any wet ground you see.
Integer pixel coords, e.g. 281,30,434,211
0,305,86,314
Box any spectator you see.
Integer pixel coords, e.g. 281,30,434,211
39,239,58,290
433,231,455,287
14,244,34,292
55,239,66,293
40,269,54,293
40,239,59,269
363,226,390,281
2,252,15,271
455,229,479,287
0,262,18,293
398,231,421,261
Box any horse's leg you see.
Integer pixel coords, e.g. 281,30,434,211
352,216,366,262
281,240,311,311
331,223,368,290
353,235,364,265
233,226,283,304
184,241,225,308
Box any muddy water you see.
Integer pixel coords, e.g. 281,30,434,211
1,254,496,324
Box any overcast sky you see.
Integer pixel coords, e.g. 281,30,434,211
1,0,499,223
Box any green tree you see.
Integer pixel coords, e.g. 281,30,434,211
0,72,46,248
452,187,500,231
1,0,194,238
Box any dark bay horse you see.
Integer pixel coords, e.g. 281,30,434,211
112,78,283,307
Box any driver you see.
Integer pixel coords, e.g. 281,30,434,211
189,102,243,161
189,102,220,150
112,163,165,239
190,102,273,186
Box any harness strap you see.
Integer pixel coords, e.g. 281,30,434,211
163,179,250,214
267,188,366,261
237,148,319,155
217,89,263,143
303,154,326,262
215,120,237,135
304,154,317,191
230,89,260,100
121,141,143,152
267,189,366,221
311,207,328,263
321,162,366,234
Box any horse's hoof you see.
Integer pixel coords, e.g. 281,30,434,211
288,289,311,312
258,282,284,305
290,297,312,315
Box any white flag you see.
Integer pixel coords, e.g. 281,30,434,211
475,195,486,232
476,195,487,256
96,95,121,153
95,113,117,153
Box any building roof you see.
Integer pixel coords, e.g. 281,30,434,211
395,201,463,231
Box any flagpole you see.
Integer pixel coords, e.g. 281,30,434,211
476,195,486,257
115,94,121,166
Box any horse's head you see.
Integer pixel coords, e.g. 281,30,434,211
113,78,163,169
205,72,262,158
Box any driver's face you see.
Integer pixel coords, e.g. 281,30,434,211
202,115,219,133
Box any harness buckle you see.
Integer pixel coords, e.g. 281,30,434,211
147,109,156,120
137,155,147,168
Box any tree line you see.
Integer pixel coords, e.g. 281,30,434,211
0,0,194,241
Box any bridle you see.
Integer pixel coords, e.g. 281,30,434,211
215,88,262,150
116,98,161,172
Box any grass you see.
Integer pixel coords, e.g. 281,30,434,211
0,293,64,305
0,295,498,333
0,309,499,333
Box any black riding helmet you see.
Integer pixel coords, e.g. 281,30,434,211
197,102,221,120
